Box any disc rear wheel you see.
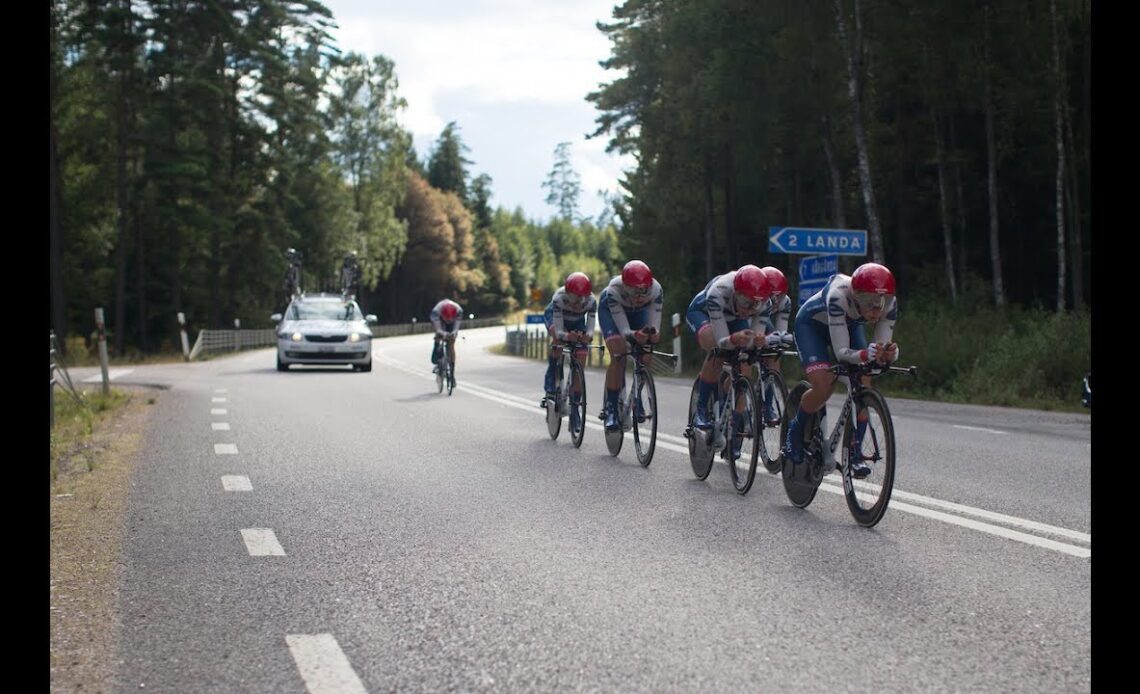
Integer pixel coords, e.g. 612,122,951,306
781,382,819,508
687,378,714,480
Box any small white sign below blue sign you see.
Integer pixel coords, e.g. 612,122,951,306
799,254,839,283
798,280,827,306
769,227,868,256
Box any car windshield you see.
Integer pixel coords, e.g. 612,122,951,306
287,300,360,321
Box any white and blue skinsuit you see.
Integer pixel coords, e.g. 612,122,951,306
429,300,463,364
542,287,598,394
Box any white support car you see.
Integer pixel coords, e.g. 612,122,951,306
271,294,377,372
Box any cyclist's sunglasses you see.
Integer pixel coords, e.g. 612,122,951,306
854,291,891,312
626,284,652,298
736,294,764,310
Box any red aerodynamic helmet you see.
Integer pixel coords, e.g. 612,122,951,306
851,263,896,295
621,260,653,289
759,266,788,296
565,272,592,297
851,263,895,311
440,301,459,321
733,264,774,301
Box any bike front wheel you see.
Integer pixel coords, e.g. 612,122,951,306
727,376,760,494
446,349,455,396
569,359,586,448
842,389,896,527
687,377,714,480
631,367,657,467
758,370,788,474
547,356,564,440
781,381,819,508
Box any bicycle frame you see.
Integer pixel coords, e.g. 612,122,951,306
611,336,675,425
810,364,898,468
753,347,796,381
548,340,598,407
781,359,916,525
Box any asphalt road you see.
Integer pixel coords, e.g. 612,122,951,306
68,326,1091,692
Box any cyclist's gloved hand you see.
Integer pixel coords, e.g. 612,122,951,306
863,342,882,362
779,331,795,346
730,330,755,348
764,332,784,347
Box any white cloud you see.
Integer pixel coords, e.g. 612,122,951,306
323,0,629,220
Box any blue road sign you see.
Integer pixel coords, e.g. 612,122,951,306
526,313,545,325
798,279,827,305
769,227,868,256
799,254,839,283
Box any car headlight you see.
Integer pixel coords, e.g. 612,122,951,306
349,332,370,342
291,332,303,342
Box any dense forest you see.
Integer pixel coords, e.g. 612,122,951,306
50,0,1090,362
589,0,1089,316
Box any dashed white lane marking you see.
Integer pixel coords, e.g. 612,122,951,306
211,408,227,415
212,422,230,431
222,475,252,491
214,388,228,393
214,443,239,455
212,397,227,403
81,368,134,383
953,424,1007,435
285,634,367,694
376,351,1091,559
240,528,285,556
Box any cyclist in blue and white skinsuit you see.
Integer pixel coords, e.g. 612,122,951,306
685,265,775,460
430,299,463,373
542,272,598,434
755,266,795,425
783,263,900,479
598,260,663,431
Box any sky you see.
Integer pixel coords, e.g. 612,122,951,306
320,0,634,224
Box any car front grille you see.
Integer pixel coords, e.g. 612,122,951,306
285,351,367,359
304,334,348,343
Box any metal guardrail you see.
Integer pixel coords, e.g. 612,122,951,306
504,327,678,378
188,329,277,360
50,332,57,427
372,316,504,338
50,331,85,427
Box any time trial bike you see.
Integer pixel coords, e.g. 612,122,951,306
600,328,676,466
434,336,460,395
780,360,917,527
540,339,604,448
684,347,764,493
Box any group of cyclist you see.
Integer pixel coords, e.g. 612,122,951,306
427,257,900,477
